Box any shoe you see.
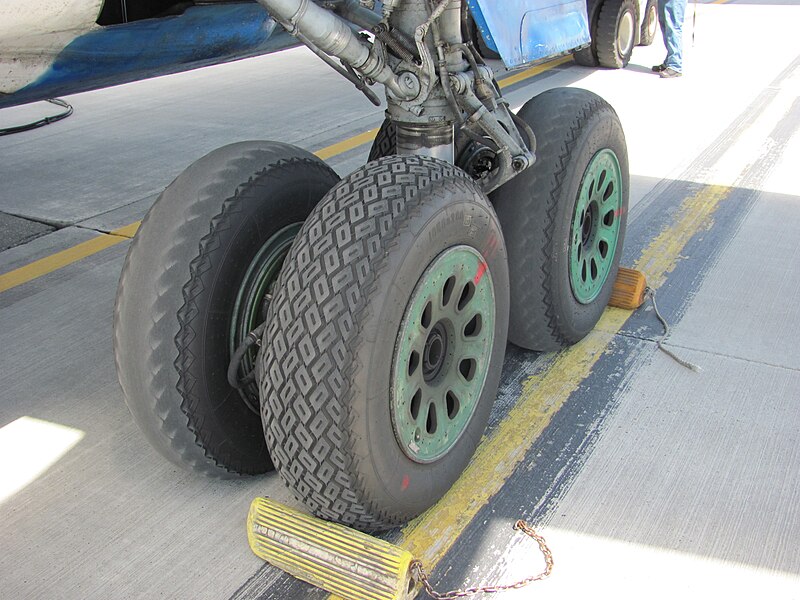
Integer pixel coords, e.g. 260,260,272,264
659,67,682,78
651,64,666,72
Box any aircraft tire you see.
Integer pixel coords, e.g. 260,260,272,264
114,141,338,477
367,119,396,162
490,88,629,351
259,155,509,531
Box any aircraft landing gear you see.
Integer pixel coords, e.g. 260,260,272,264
113,0,628,533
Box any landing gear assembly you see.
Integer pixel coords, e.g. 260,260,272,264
114,0,628,531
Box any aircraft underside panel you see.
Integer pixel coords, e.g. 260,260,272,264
0,4,279,108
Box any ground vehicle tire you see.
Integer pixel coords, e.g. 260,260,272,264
259,155,510,531
114,141,339,477
572,44,599,67
639,0,658,46
490,88,628,351
596,0,637,68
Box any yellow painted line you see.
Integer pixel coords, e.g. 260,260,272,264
314,127,381,160
0,222,139,294
0,133,381,294
327,183,734,600
0,57,566,294
111,221,141,238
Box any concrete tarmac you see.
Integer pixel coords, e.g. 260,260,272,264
1,1,799,598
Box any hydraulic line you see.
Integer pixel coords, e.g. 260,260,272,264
256,0,415,100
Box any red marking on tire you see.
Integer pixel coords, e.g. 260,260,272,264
401,475,410,491
474,262,487,285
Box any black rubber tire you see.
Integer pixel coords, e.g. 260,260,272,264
114,141,339,477
639,0,658,46
490,88,629,351
596,0,637,68
367,119,396,162
572,44,599,67
259,155,510,531
573,0,600,67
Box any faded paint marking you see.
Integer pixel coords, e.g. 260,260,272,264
473,262,487,285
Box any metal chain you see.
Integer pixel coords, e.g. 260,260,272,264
411,520,553,599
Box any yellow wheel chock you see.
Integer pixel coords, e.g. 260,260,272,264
247,497,419,600
247,497,554,600
608,267,647,309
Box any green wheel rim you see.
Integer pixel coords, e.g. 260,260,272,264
569,149,623,304
229,223,300,397
391,246,496,464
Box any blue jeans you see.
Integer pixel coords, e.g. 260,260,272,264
658,0,687,71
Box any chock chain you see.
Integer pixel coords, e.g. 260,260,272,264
410,520,553,599
645,287,702,372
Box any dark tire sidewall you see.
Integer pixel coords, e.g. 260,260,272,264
614,2,636,65
175,156,336,470
640,0,658,46
597,0,636,68
573,44,599,67
115,141,338,476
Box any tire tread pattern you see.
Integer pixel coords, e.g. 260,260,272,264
367,121,396,162
260,156,476,529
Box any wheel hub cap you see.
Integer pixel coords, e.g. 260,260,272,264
618,11,635,56
569,149,623,304
392,246,496,463
422,322,449,383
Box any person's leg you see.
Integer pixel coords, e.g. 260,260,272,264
662,0,688,71
655,0,671,69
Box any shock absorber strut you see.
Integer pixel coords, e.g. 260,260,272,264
395,122,455,162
